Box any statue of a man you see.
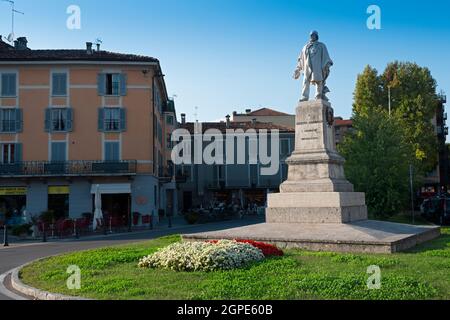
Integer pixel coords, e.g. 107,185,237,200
294,31,333,101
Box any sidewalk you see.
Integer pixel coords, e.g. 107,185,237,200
1,216,262,245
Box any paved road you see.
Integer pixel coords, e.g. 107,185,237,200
0,217,263,300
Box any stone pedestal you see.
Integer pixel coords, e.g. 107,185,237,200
266,99,368,224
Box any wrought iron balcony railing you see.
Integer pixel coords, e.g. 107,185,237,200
0,160,137,177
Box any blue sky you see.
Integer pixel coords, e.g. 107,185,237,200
1,0,449,124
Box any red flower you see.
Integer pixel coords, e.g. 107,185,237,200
206,239,283,257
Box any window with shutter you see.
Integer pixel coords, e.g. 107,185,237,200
51,142,67,162
104,141,120,161
0,109,17,133
0,144,19,164
52,73,68,96
103,108,121,131
1,73,16,97
46,108,71,132
105,74,120,96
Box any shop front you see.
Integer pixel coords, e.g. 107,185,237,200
48,186,69,220
0,187,27,225
91,184,131,228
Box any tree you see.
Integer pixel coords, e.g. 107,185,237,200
353,65,383,117
339,109,413,216
341,61,440,216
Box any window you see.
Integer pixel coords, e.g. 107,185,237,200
0,109,17,133
45,108,72,132
98,73,127,96
104,141,120,161
51,109,68,131
52,73,67,96
1,73,16,97
166,133,173,149
104,108,120,131
106,74,120,96
166,115,174,125
1,144,16,164
51,142,67,162
280,139,290,156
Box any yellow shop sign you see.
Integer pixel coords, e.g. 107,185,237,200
48,186,70,195
0,187,27,196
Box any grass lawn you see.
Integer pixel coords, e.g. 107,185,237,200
20,227,450,300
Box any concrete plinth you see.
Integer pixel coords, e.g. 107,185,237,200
182,221,441,254
266,192,367,223
268,99,367,224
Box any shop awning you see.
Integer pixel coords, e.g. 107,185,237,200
90,184,131,195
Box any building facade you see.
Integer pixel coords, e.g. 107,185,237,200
175,117,295,211
0,37,176,224
232,108,295,129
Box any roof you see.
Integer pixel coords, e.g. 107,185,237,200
0,38,14,51
0,49,159,63
334,119,353,127
179,121,294,134
235,108,292,117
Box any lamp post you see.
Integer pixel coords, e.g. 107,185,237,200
3,223,8,247
410,164,415,224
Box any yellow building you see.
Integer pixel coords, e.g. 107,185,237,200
0,37,177,225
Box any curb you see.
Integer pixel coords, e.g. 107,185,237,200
10,260,90,301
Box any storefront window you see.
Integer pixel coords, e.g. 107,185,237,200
48,186,69,220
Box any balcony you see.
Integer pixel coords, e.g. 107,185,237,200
0,160,137,177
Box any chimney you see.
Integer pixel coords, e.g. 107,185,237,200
181,113,186,125
14,37,28,50
96,42,101,52
226,115,231,128
86,42,93,54
246,109,252,114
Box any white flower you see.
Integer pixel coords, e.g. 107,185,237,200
138,240,264,272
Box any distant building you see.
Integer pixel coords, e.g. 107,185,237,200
334,117,353,147
232,108,295,129
422,93,449,196
175,115,295,211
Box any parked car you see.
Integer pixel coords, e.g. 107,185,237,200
420,197,450,225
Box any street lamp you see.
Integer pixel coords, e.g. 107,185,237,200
3,223,8,247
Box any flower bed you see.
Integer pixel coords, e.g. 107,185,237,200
138,240,265,272
208,239,284,257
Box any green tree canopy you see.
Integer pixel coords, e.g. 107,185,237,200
354,62,439,174
340,61,440,216
339,110,413,216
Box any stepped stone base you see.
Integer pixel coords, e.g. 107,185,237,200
266,192,368,223
182,221,441,254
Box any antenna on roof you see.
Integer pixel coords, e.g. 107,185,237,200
1,0,24,43
194,106,199,123
94,38,103,51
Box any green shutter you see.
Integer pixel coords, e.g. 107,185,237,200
66,108,73,132
44,108,51,132
98,108,105,131
15,108,23,132
120,74,127,96
120,108,126,131
14,143,23,163
97,74,106,96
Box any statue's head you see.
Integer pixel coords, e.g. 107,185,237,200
310,31,319,42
